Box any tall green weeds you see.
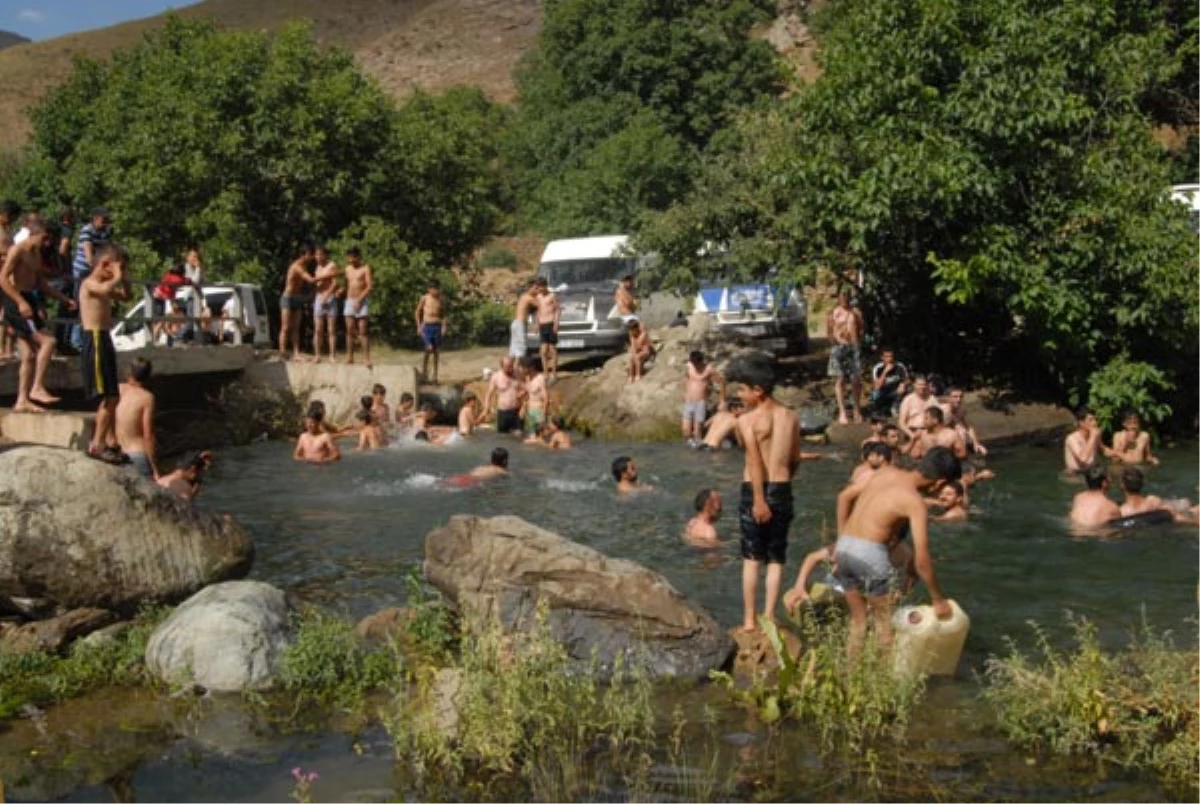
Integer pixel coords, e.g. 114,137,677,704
983,615,1198,797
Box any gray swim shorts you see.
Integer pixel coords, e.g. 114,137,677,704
681,400,707,425
833,534,892,597
126,451,153,479
343,297,369,318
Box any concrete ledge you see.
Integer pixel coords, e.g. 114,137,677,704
0,410,95,451
242,356,419,425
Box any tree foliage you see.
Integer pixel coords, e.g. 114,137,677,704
6,16,504,302
507,0,782,237
640,0,1199,421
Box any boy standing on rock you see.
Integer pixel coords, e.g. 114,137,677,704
732,355,800,633
115,357,159,479
79,243,131,464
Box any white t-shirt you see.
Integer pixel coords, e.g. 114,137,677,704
222,294,243,337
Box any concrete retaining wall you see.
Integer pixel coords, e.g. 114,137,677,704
242,357,419,426
0,410,94,451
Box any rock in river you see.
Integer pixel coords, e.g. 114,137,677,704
145,580,292,692
424,515,734,680
0,446,254,612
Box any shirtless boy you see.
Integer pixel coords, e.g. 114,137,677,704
542,415,572,449
0,221,75,411
684,488,723,546
312,245,342,362
612,455,653,493
484,356,524,434
342,246,373,366
827,291,864,424
730,355,800,633
511,281,541,358
1104,412,1158,466
1116,467,1195,523
395,392,416,429
370,383,391,425
446,448,509,485
824,446,960,657
1069,467,1120,528
942,387,987,456
294,409,341,464
910,406,968,460
699,399,744,450
848,442,892,487
355,409,387,450
784,540,917,612
415,281,446,383
614,274,639,322
279,244,316,360
535,277,560,384
79,243,131,463
897,375,940,444
522,357,549,434
458,391,482,436
115,358,158,479
682,350,725,445
626,320,654,383
157,452,208,500
1064,406,1102,474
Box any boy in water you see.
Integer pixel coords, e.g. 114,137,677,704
395,392,416,430
699,399,744,450
684,488,723,547
294,409,341,464
525,415,573,449
370,383,391,425
0,220,75,412
522,357,549,434
1104,412,1159,466
848,442,892,486
1069,467,1121,527
342,246,373,367
79,243,132,463
827,446,961,657
356,409,387,450
1064,405,1102,474
458,391,482,436
157,451,210,500
446,448,510,486
415,281,446,383
730,355,801,633
115,357,158,479
682,350,725,446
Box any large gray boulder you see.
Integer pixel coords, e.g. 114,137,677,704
424,515,734,681
0,446,254,612
145,580,292,692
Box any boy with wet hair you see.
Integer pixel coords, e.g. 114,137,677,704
1104,411,1159,466
729,354,800,633
294,408,341,464
682,350,725,446
356,409,387,450
1069,466,1120,527
1064,405,1102,474
826,446,961,658
699,399,744,450
370,383,390,424
458,391,482,436
684,488,723,546
848,441,892,486
157,451,210,499
396,392,416,429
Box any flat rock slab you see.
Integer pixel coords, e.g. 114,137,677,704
424,514,734,681
0,446,254,612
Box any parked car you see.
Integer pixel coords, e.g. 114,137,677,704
1170,183,1200,231
524,235,675,358
693,272,809,355
112,281,270,351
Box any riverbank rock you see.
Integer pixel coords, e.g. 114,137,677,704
0,446,254,613
0,607,116,654
564,321,769,440
424,515,734,680
145,581,292,692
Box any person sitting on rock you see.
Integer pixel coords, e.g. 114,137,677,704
684,488,723,547
612,455,653,493
698,399,744,450
626,320,654,383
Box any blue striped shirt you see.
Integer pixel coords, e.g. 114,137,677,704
72,223,112,280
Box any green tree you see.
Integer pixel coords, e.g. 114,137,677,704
640,0,1199,423
507,0,782,236
5,16,504,320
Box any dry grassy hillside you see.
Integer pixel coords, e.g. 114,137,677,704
0,0,541,151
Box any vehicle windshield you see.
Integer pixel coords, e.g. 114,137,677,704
539,258,636,288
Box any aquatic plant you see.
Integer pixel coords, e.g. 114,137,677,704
983,615,1199,797
289,766,319,804
712,612,926,757
0,603,169,719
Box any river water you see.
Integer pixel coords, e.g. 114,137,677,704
4,435,1197,801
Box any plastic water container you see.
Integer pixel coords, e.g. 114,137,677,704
891,599,969,678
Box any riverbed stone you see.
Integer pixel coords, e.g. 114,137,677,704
145,581,292,692
0,446,254,612
424,515,735,680
0,607,116,654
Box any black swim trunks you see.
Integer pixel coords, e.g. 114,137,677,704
539,322,558,346
497,408,522,434
738,481,794,564
80,328,119,401
2,291,45,342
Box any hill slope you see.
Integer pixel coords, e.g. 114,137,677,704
0,0,540,151
0,30,30,51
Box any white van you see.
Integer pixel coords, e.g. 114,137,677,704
524,235,674,356
112,282,270,351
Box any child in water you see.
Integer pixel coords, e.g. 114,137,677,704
356,409,387,450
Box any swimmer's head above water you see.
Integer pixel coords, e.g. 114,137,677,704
491,447,509,469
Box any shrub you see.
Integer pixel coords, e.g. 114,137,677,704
478,247,518,269
453,300,512,347
983,615,1199,798
279,607,398,712
1086,354,1174,433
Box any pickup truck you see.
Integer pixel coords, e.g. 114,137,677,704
111,282,271,351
